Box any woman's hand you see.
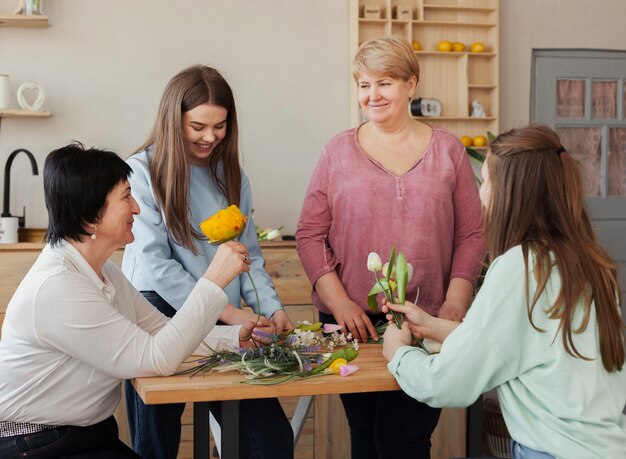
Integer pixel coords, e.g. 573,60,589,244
203,241,250,289
238,320,276,348
383,300,432,338
382,321,412,362
270,309,293,333
384,300,460,344
438,300,467,322
330,299,379,343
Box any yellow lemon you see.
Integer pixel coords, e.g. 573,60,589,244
452,42,465,52
460,135,472,147
412,40,421,51
437,40,452,52
472,135,487,147
470,42,486,53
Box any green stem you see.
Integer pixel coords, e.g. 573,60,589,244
375,276,402,327
247,271,262,328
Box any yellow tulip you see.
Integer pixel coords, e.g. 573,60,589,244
199,205,248,244
329,358,348,375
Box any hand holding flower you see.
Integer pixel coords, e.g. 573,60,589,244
270,309,294,333
382,320,412,362
202,241,250,289
384,300,461,345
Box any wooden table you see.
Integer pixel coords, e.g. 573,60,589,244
133,344,400,459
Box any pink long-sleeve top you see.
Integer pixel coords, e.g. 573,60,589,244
296,125,486,316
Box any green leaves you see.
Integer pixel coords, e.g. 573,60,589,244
367,278,390,312
395,253,408,304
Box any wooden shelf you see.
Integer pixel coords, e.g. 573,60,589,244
418,20,496,27
0,109,50,118
424,5,496,12
414,116,496,121
351,0,499,138
0,14,48,28
415,51,497,57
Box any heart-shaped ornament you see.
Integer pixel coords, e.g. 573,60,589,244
17,81,46,111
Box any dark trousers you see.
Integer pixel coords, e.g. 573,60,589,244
319,311,442,459
124,291,294,459
0,416,139,459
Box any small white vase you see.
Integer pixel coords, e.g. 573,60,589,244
0,74,10,110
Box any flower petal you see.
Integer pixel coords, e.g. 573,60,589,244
323,323,343,334
339,364,359,377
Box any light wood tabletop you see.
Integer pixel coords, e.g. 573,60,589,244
132,343,401,459
132,343,400,405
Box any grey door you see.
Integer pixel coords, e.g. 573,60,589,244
531,49,626,321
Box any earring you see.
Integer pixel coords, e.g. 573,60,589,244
91,224,97,240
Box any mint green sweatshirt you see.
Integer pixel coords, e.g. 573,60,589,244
388,246,626,459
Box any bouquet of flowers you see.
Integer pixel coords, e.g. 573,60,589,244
366,245,415,328
366,246,431,354
177,321,360,384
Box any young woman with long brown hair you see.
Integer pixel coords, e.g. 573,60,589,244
382,124,626,458
122,65,293,459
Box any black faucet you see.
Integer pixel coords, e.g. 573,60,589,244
2,148,39,228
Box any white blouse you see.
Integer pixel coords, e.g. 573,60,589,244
0,241,237,426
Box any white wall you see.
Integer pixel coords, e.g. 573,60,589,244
0,0,350,233
3,0,626,234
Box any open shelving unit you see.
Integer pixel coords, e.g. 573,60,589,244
0,14,48,27
349,0,499,140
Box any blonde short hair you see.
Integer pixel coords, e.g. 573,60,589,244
352,36,420,83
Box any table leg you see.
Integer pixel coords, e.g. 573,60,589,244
220,400,240,459
194,402,210,459
466,395,483,456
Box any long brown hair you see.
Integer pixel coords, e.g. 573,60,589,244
136,65,241,250
485,124,624,372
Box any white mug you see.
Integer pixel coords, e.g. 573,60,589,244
0,217,19,244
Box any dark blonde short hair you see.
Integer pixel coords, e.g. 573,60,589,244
352,36,420,83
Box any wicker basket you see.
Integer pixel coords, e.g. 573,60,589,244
483,398,512,458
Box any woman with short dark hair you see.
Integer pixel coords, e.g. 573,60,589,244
0,143,250,458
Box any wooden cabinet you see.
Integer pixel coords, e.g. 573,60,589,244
349,0,499,141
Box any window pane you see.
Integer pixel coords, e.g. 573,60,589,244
557,127,602,196
557,80,585,118
592,80,617,119
609,128,626,196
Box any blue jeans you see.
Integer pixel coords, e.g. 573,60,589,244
0,416,139,458
125,291,294,459
511,440,555,459
319,311,442,459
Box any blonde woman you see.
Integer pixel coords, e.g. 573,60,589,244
296,36,485,458
384,125,626,459
123,65,293,459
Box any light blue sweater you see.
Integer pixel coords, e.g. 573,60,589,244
122,148,283,318
388,246,626,459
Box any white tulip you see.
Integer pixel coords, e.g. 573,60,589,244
407,263,413,282
266,229,282,241
367,252,382,272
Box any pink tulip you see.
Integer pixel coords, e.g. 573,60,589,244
339,364,359,377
